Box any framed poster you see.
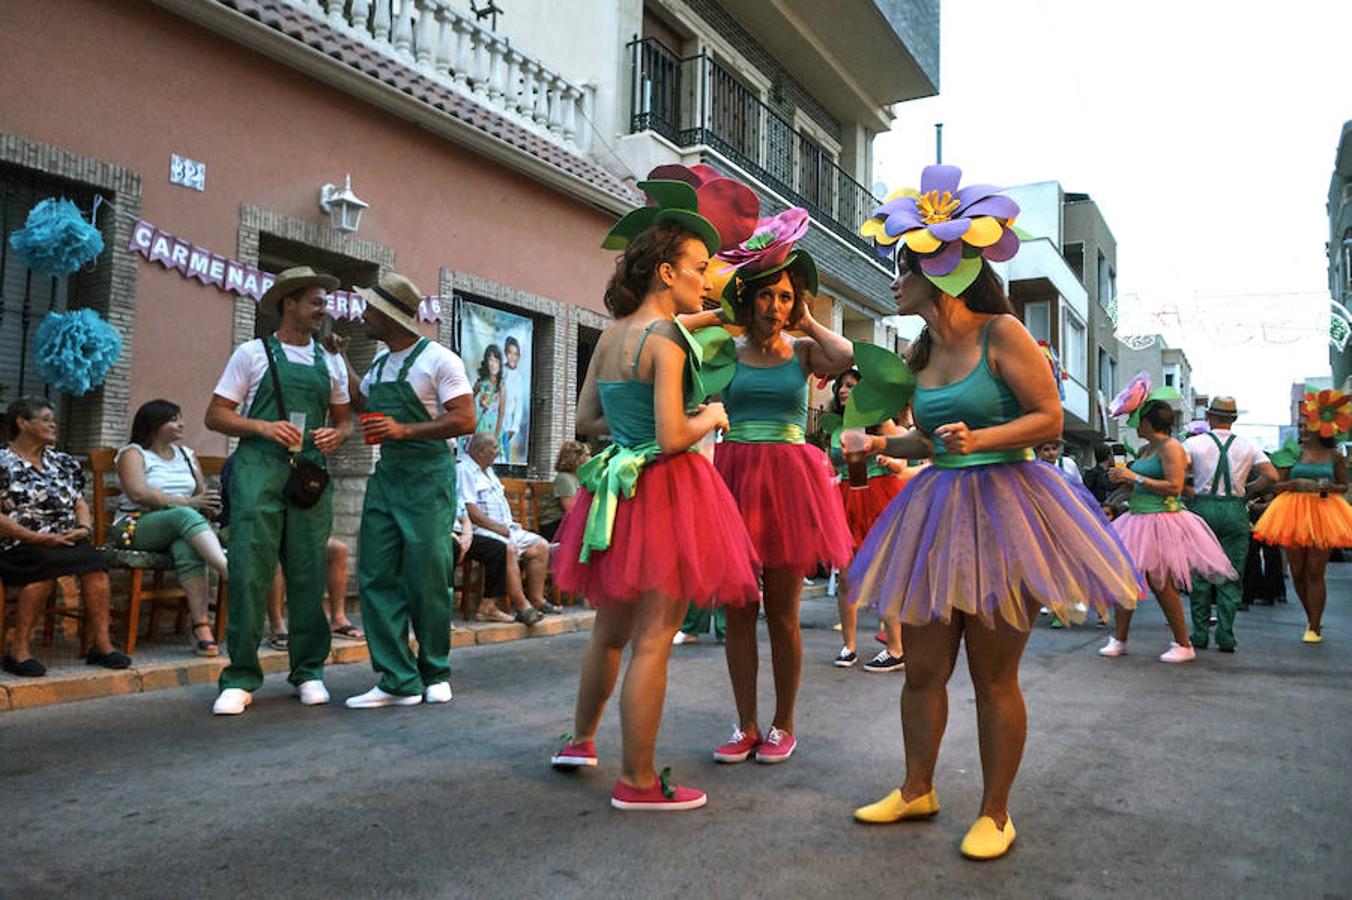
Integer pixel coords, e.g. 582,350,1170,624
459,299,533,465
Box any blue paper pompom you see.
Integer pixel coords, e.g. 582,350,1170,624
34,309,123,396
9,197,105,276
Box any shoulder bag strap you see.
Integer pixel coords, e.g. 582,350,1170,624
261,336,288,421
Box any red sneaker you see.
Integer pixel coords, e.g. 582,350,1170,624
754,726,797,764
610,769,707,811
551,734,597,769
712,727,761,763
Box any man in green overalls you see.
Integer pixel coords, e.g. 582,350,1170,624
206,267,353,714
1182,397,1278,652
342,273,475,708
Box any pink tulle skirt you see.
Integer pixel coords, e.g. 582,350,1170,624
552,452,761,608
1111,510,1236,591
715,441,854,576
839,475,906,551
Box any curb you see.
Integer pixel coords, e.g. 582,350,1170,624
0,609,595,713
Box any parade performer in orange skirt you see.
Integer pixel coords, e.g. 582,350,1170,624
1253,388,1352,642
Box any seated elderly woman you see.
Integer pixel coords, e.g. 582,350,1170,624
114,399,229,656
0,397,131,676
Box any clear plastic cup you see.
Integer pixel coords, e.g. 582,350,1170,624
287,412,306,452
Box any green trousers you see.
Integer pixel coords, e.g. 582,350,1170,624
357,465,454,696
1188,495,1251,650
220,448,332,692
680,602,725,640
111,506,212,581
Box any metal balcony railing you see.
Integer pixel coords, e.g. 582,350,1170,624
628,37,879,252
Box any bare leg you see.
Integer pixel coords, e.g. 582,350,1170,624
187,529,229,581
963,612,1034,827
503,545,530,614
522,540,549,607
81,571,116,654
8,581,55,660
267,566,286,634
884,616,904,657
1113,607,1134,642
837,572,858,653
1287,548,1312,624
617,592,688,788
762,567,803,734
897,617,964,800
1148,574,1192,646
571,603,636,742
723,597,762,735
181,575,211,625
1306,549,1330,633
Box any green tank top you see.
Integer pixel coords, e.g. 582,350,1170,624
597,322,661,447
912,319,1031,468
1289,460,1335,481
723,356,808,444
1128,454,1183,514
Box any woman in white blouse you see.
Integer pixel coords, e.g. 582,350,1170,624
115,400,229,655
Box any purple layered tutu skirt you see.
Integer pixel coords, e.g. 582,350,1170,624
1111,510,1236,591
846,460,1144,630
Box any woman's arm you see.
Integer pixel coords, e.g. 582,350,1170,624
1136,441,1188,496
794,306,854,375
574,352,609,437
677,310,724,331
117,447,197,510
492,383,505,439
861,426,933,461
935,316,1061,455
651,325,727,454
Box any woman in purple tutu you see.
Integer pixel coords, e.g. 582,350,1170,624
550,170,763,811
706,207,855,767
1099,376,1233,662
846,167,1143,860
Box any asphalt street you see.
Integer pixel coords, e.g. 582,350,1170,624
3,571,1350,899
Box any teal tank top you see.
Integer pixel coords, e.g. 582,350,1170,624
596,322,663,447
1128,454,1182,513
1289,460,1334,481
911,319,1030,468
723,356,808,444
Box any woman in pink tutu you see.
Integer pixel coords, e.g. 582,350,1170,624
549,170,762,811
706,208,855,766
1098,375,1233,662
846,166,1143,860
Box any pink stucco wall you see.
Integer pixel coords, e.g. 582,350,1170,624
2,0,616,453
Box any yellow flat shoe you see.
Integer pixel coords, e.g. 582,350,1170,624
853,788,940,824
960,815,1016,860
1303,628,1323,643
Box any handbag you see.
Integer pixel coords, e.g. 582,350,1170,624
262,337,331,509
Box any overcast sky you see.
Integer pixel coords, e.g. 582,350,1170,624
872,0,1351,445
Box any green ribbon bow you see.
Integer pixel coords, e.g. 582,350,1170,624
843,341,916,430
681,321,737,405
575,441,666,562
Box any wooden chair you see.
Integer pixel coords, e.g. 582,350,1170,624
88,448,226,653
523,479,587,609
196,455,229,642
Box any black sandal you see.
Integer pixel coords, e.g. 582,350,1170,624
192,623,220,657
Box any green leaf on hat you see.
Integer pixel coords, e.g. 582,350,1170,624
925,255,982,297
1268,437,1300,469
637,179,698,211
1126,387,1182,428
844,341,915,429
690,326,738,398
1011,225,1035,241
817,411,843,442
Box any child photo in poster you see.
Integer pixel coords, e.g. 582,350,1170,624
461,301,533,465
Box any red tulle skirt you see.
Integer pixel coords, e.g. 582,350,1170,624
715,441,853,576
552,452,761,608
839,475,906,551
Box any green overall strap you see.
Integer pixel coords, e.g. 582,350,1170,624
395,338,430,382
1205,432,1238,496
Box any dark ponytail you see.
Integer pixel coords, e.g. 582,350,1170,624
604,223,704,317
900,245,1015,373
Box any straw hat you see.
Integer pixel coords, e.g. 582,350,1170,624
356,273,423,336
260,266,339,312
1205,396,1242,420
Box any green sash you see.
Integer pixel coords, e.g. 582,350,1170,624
932,448,1034,469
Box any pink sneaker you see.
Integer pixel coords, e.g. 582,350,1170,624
551,734,597,769
712,727,761,763
754,726,797,764
610,769,707,811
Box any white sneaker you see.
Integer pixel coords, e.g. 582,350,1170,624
672,631,699,645
423,682,453,703
344,685,423,709
1039,606,1050,616
1159,642,1196,664
296,680,330,706
212,688,252,715
1098,638,1127,657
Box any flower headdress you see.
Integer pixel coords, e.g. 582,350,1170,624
1301,388,1352,440
717,206,819,313
859,165,1021,297
603,164,759,256
1109,372,1181,428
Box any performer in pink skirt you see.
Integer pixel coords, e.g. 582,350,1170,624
1099,374,1233,662
550,168,762,811
706,206,855,766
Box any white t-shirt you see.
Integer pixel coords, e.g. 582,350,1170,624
213,337,350,414
1184,429,1270,497
359,339,471,420
115,443,198,518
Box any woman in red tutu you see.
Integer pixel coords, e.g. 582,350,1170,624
706,207,855,766
1253,388,1352,642
1098,377,1231,662
550,171,762,811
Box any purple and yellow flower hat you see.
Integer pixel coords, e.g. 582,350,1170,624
860,165,1022,297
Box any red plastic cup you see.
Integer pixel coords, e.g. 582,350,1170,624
360,412,385,445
